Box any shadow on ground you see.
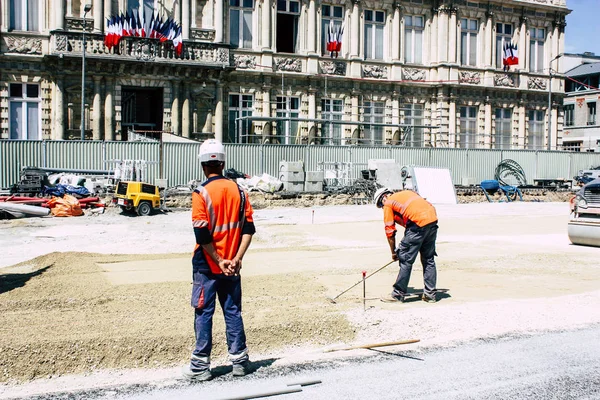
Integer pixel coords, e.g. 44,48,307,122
0,265,52,295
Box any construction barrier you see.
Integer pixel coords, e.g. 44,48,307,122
1,140,600,188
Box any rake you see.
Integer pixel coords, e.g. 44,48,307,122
327,260,395,304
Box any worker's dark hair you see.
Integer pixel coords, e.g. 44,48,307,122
201,160,225,175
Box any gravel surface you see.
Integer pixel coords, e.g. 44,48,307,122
1,202,600,399
8,326,600,400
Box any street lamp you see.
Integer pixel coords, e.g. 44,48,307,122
547,53,563,151
81,3,92,141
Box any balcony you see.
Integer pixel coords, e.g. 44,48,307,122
50,32,230,67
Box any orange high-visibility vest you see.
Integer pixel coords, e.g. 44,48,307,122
192,176,254,274
383,190,437,238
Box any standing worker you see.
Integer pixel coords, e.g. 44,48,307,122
183,139,256,381
373,188,439,303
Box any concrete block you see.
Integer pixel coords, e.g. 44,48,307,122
375,162,404,190
304,181,323,192
279,161,304,173
305,171,325,182
279,170,305,182
283,181,304,192
368,159,396,171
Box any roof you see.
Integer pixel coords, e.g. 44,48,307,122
566,62,600,77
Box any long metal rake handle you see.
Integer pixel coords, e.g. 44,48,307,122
330,260,395,302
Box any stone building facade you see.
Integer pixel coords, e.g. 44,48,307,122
0,0,569,149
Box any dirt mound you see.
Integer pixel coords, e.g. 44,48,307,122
0,253,353,383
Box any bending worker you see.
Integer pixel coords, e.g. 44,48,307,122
374,188,439,303
183,139,256,381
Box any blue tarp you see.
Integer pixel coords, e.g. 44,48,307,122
43,184,90,197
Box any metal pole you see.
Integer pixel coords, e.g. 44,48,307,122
547,69,552,151
81,8,90,141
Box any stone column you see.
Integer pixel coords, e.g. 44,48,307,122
262,85,271,141
306,0,316,53
308,86,316,142
552,21,560,68
430,10,438,64
448,8,457,63
105,77,115,141
215,0,224,43
92,76,103,140
437,8,448,63
448,94,456,147
54,0,66,30
484,99,492,148
391,4,400,61
215,83,224,142
391,89,399,144
518,100,526,149
518,17,527,71
104,0,113,22
182,0,190,39
484,12,493,67
182,84,191,138
54,78,65,140
262,0,272,49
191,0,197,28
550,107,558,150
350,0,360,57
94,0,104,33
351,89,359,143
67,0,73,17
171,81,181,135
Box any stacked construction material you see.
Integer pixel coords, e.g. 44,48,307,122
304,171,325,192
278,161,304,192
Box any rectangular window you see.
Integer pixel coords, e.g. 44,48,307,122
564,104,574,127
529,28,545,73
401,103,424,147
364,10,385,60
230,0,253,49
9,0,39,31
496,23,513,69
494,108,512,149
461,19,478,66
459,106,478,149
322,5,344,55
588,102,597,125
228,94,254,143
404,15,424,64
9,83,41,140
277,0,300,53
362,101,384,145
527,110,545,150
276,96,300,144
321,99,343,145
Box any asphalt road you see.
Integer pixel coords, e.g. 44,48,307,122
17,326,600,400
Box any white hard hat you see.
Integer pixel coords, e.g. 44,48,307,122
199,139,226,163
374,187,392,208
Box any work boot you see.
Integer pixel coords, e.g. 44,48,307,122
232,360,251,377
380,293,404,303
422,294,437,303
182,365,213,382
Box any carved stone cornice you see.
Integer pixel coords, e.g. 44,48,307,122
402,68,425,82
3,35,43,55
459,70,481,84
274,57,302,72
234,54,257,69
190,29,215,41
494,73,516,88
320,60,346,76
363,64,387,79
528,76,547,90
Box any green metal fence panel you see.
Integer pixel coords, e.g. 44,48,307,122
536,151,571,180
163,142,203,185
45,141,105,171
3,141,600,189
0,140,43,187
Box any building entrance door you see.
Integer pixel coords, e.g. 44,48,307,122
121,87,163,140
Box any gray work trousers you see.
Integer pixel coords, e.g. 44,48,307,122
393,221,438,299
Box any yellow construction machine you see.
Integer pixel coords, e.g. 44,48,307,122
112,181,162,216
